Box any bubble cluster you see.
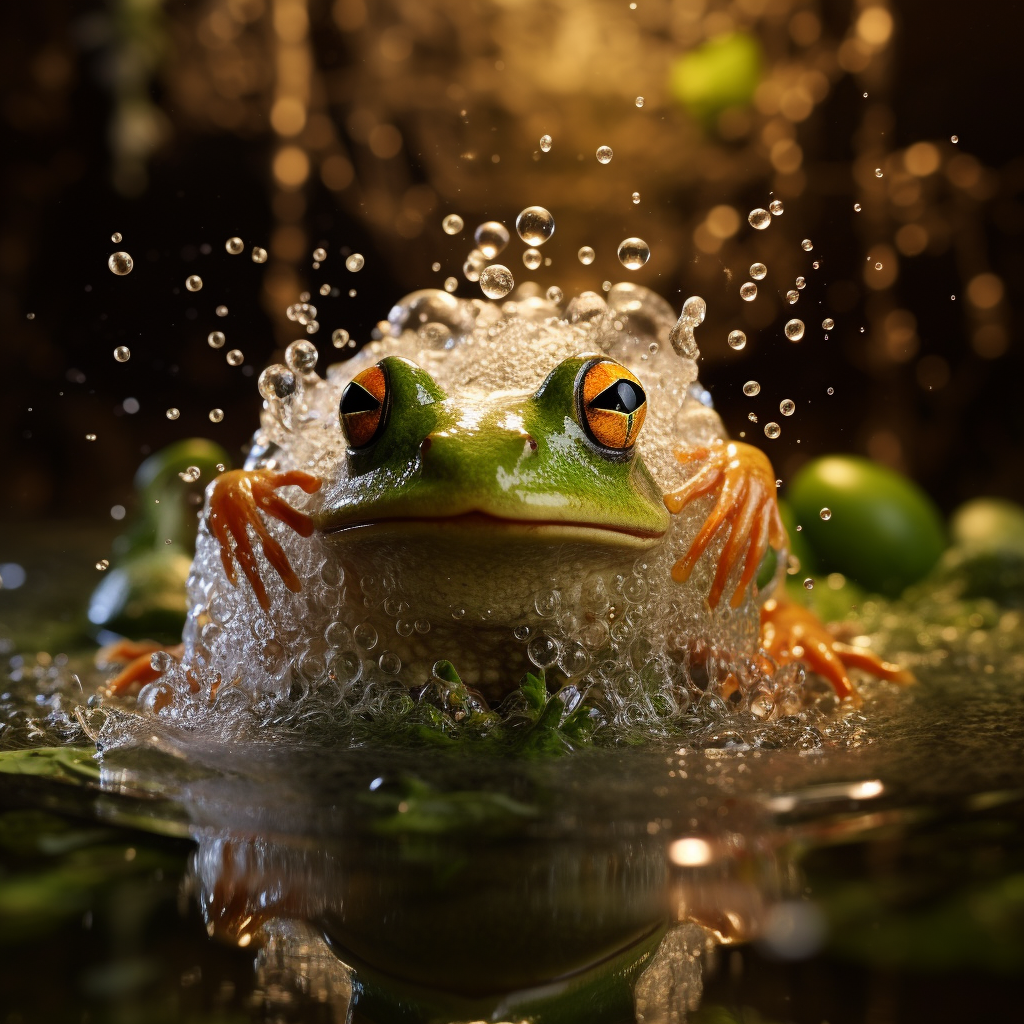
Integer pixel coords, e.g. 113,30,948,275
617,237,650,270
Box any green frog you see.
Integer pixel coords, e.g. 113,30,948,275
105,284,908,710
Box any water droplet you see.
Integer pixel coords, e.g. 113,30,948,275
539,134,553,153
631,191,640,204
596,145,614,164
515,206,555,245
312,247,327,262
635,96,644,107
178,465,201,483
740,282,758,301
874,167,883,178
617,237,650,270
345,253,364,272
764,422,781,439
748,411,758,423
474,221,510,259
801,238,814,251
165,407,179,420
378,651,402,674
318,283,330,297
727,330,747,351
743,380,761,397
444,276,458,293
951,134,959,144
795,276,806,289
527,633,560,668
853,203,862,212
827,386,834,395
96,559,109,570
785,319,805,342
522,248,542,270
546,286,563,304
874,261,883,270
479,264,514,299
431,262,441,272
108,252,133,276
803,577,814,590
822,318,834,331
258,364,296,401
780,399,796,416
748,208,771,230
819,507,832,521
225,236,244,254
110,232,122,244
331,328,350,348
216,305,228,316
207,330,225,349
577,246,596,265
85,433,96,441
463,249,486,282
113,346,130,362
252,246,268,263
226,349,244,366
442,213,464,235
185,274,203,292
208,408,224,423
285,339,318,374
682,295,706,324
749,262,767,280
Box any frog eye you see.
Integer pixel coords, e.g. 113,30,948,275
579,360,648,451
340,364,388,449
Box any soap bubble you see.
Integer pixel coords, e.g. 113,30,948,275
258,364,296,401
727,330,747,350
166,407,179,420
819,508,832,520
479,264,514,299
617,237,650,270
331,328,350,348
252,247,268,263
207,330,225,348
539,134,552,152
578,246,596,265
285,339,319,375
822,318,835,330
780,399,796,416
743,380,761,397
474,221,510,259
522,248,542,270
108,252,133,275
346,253,365,272
226,349,244,366
515,206,555,245
631,192,641,204
635,96,644,107
312,247,327,262
546,286,563,304
110,232,122,243
764,422,781,439
463,249,486,282
208,408,224,423
749,263,767,280
785,319,805,342
225,237,244,254
801,239,814,251
748,208,771,230
740,282,757,301
769,200,784,215
185,274,203,292
442,214,464,235
113,346,130,362
596,145,613,164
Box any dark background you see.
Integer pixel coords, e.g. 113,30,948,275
1,0,1021,532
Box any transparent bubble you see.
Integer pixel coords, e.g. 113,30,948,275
252,246,268,263
113,346,130,362
785,319,805,342
208,408,224,423
226,349,244,366
635,95,644,107
596,145,613,164
515,206,555,246
512,624,531,642
137,680,175,715
216,305,228,316
378,651,402,675
312,247,327,262
749,262,767,280
727,330,747,351
110,232,122,243
764,422,781,439
258,364,296,401
444,276,458,293
801,239,814,251
558,641,590,678
95,559,109,570
780,399,796,416
786,289,799,304
185,274,203,292
479,264,514,299
345,253,365,272
748,208,771,230
463,249,487,282
108,252,133,275
631,192,640,204
474,221,510,259
617,237,650,270
743,380,761,397
539,134,552,152
578,246,596,265
442,214,464,235
527,634,560,668
740,282,758,301
822,318,835,330
796,276,806,289
165,407,179,420
207,330,225,348
546,286,563,304
225,236,244,255
522,248,542,270
285,339,319,375
803,578,815,590
331,328,350,348
853,203,862,212
819,507,832,521
769,199,784,215
354,621,378,651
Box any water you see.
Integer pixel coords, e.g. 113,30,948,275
516,205,555,246
617,237,650,269
474,221,510,258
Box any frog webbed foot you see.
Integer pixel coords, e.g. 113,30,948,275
663,440,787,609
206,469,322,611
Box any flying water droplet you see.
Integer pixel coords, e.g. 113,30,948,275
853,203,862,212
819,508,832,520
110,232,122,243
749,262,767,280
801,239,813,251
803,577,814,590
786,289,799,304
225,236,244,254
743,380,760,397
444,276,458,292
546,286,563,304
795,276,806,289
764,422,781,439
785,319,805,341
185,275,203,292
463,249,486,282
258,364,296,401
577,246,595,265
346,253,365,272
312,247,327,262
286,339,319,375
748,208,771,230
822,318,835,330
207,331,225,348
635,96,644,107
165,407,179,420
740,282,757,301
727,330,747,350
108,252,133,275
769,200,784,215
208,408,224,423
631,192,640,204
113,346,130,362
523,248,542,270
515,206,555,245
226,349,244,366
596,145,613,164
331,328,350,348
874,167,883,178
539,134,552,152
780,399,795,416
251,247,268,263
474,221,510,259
617,237,650,270
479,264,514,299
442,213,464,235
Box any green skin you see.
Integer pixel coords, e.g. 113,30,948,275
316,355,671,545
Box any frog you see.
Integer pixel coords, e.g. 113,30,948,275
102,283,909,714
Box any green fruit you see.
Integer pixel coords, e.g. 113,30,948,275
949,497,1024,552
787,456,946,596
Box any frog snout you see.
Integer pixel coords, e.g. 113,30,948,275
418,429,534,481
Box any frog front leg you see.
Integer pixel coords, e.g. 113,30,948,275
206,469,322,610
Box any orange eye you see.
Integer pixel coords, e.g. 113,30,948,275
340,364,388,449
579,360,648,451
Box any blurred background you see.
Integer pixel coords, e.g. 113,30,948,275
1,0,1021,533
